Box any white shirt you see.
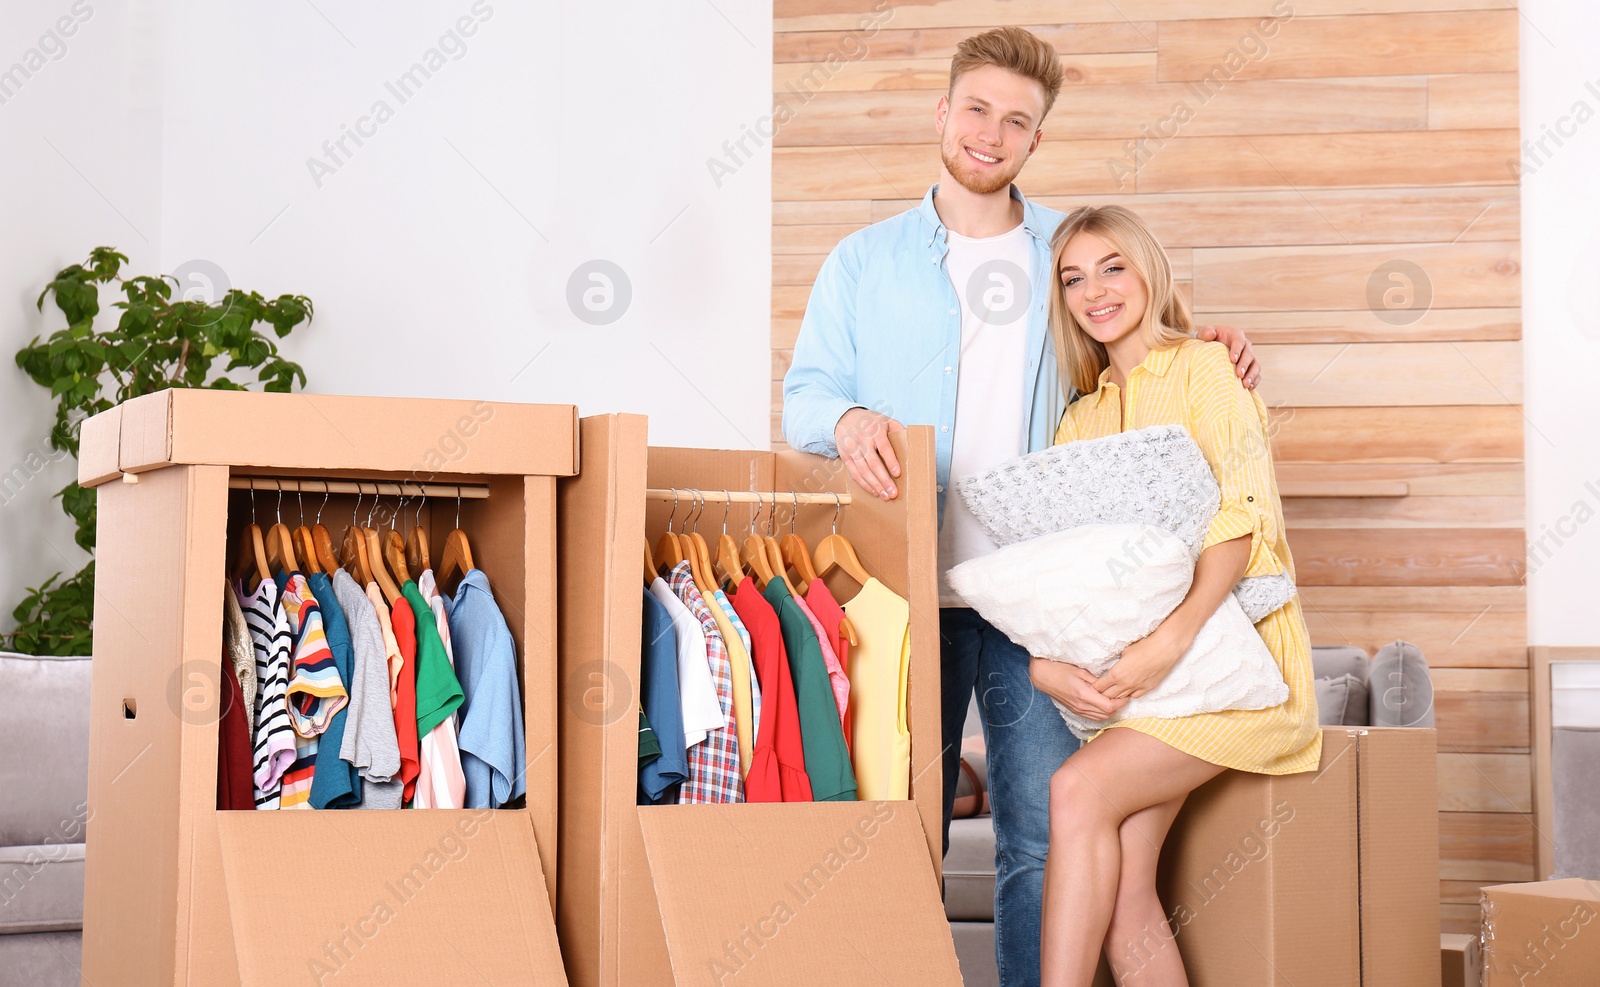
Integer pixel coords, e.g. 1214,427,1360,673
648,577,726,746
937,222,1033,605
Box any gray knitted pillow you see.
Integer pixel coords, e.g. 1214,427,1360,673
955,425,1294,622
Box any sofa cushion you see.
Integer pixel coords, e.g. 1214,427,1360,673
1369,640,1435,727
0,930,81,987
944,816,996,922
0,842,85,934
1311,645,1370,683
0,653,91,848
949,921,999,987
1315,673,1370,726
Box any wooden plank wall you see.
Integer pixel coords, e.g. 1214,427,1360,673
771,0,1525,935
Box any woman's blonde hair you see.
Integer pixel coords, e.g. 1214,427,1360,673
1048,205,1193,398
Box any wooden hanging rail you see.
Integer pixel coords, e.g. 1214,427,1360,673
227,478,490,499
644,489,852,506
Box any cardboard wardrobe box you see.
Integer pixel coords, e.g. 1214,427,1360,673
1136,727,1441,987
77,390,576,986
555,415,962,987
1480,879,1600,986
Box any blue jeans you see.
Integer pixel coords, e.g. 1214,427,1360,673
941,607,1082,987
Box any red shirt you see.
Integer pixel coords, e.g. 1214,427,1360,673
804,580,854,757
390,597,422,804
726,577,811,802
216,645,255,810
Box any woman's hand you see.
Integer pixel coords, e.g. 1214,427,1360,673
1093,625,1193,702
1030,658,1126,721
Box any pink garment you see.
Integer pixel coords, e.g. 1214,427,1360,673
794,592,850,728
412,570,466,810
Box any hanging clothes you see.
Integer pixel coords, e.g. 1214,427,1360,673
405,578,466,809
714,587,761,746
725,576,808,803
444,569,526,809
389,595,423,805
216,642,256,811
701,586,757,778
280,572,347,809
240,578,294,809
639,588,688,805
412,572,466,809
638,711,662,769
841,578,912,801
793,590,850,734
368,581,404,705
666,563,744,804
648,576,724,748
333,570,403,809
222,581,258,738
307,571,361,809
764,579,857,802
805,580,854,754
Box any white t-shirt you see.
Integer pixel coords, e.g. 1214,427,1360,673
937,222,1033,606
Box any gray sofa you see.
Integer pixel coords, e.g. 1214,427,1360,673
0,652,90,986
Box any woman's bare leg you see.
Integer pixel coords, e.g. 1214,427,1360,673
1039,729,1224,987
1103,797,1189,985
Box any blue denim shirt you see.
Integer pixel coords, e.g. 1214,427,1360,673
781,184,1069,523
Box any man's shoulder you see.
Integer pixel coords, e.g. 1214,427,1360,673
832,202,933,255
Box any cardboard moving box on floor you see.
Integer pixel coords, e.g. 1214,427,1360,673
556,416,960,987
78,391,574,986
1145,727,1441,986
1480,879,1600,986
1441,932,1482,987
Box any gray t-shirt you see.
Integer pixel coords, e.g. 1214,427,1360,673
332,569,404,808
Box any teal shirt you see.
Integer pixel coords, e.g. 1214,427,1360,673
763,580,857,802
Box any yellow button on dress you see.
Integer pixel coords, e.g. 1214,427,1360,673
1054,339,1322,775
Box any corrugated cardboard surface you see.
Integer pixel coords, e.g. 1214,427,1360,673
556,417,952,987
1481,879,1600,986
1358,728,1442,987
215,810,564,985
77,390,579,484
75,400,122,487
639,802,961,987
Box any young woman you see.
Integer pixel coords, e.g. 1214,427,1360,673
1028,205,1321,986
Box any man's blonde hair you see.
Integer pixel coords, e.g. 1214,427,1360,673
949,27,1064,121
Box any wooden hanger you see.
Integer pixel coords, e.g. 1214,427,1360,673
437,486,475,590
761,493,798,596
814,491,871,593
713,490,744,588
406,488,431,574
342,483,374,586
684,492,717,593
384,528,413,586
304,482,339,574
264,482,299,575
655,488,685,575
233,523,271,593
644,537,657,588
365,526,402,604
741,493,777,589
294,525,321,574
780,510,820,595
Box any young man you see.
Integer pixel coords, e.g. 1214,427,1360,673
781,27,1261,987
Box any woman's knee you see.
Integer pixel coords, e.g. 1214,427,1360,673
1047,761,1119,830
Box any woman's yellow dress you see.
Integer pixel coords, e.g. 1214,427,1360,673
1055,338,1321,774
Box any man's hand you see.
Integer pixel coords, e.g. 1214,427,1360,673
1196,324,1261,390
1030,658,1125,721
834,407,905,500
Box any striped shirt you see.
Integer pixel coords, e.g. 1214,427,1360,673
280,573,348,809
668,564,744,804
1055,339,1322,775
241,578,296,809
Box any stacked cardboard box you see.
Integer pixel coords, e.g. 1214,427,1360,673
77,391,575,985
1481,879,1600,986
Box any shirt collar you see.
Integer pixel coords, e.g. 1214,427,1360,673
917,183,1048,242
1094,343,1181,389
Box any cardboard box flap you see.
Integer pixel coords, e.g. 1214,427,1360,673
637,802,961,987
107,390,578,477
215,811,567,985
77,402,124,487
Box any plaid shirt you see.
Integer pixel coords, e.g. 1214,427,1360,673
668,563,745,804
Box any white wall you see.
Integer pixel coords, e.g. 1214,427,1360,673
0,0,164,634
0,0,774,637
1521,0,1600,646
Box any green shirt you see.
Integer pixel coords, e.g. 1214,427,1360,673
763,580,857,802
402,580,464,737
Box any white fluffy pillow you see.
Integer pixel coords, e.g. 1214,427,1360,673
945,523,1288,739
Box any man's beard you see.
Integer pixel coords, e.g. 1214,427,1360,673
940,138,1024,195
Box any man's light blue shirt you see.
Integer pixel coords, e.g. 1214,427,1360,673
780,183,1069,523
